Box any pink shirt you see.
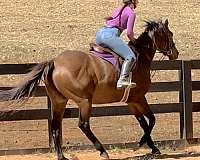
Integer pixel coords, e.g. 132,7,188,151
106,6,136,39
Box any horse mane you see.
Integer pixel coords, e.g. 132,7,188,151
129,20,164,63
138,20,165,40
133,20,164,49
144,20,161,32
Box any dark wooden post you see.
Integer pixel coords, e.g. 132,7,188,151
181,60,193,139
47,96,54,151
179,62,184,139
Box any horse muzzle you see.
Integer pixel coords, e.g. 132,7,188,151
167,47,179,60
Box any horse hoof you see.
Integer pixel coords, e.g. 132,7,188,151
152,147,161,155
100,151,110,159
138,141,145,147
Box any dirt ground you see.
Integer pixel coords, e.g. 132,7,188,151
0,0,199,63
0,0,200,159
1,146,200,160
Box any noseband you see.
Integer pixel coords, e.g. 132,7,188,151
154,40,175,56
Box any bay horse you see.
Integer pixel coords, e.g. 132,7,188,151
0,19,179,160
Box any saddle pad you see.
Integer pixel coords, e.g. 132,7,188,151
91,50,120,72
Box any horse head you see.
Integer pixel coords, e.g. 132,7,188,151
130,19,179,61
145,19,179,60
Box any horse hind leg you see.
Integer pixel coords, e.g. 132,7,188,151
77,98,109,159
51,103,67,160
45,79,68,160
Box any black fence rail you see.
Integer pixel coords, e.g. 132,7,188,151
0,60,200,154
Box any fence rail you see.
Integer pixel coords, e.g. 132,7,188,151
0,60,200,153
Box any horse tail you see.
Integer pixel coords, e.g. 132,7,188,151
0,60,54,102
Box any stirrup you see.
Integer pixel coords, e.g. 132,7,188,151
117,81,136,89
117,72,136,89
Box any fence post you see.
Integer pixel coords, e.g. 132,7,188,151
47,96,54,151
179,63,184,139
181,60,193,139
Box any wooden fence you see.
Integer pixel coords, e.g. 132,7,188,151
0,60,200,154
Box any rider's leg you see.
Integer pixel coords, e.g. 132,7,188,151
95,27,137,89
117,57,136,89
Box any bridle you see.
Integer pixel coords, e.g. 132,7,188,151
151,25,175,57
149,26,176,78
154,38,175,57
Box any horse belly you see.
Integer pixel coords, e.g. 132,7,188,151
92,85,124,104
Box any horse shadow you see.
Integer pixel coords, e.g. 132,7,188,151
109,152,200,160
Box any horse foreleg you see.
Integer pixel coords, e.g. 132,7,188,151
136,115,150,147
144,111,155,134
136,116,160,154
136,114,160,154
138,97,160,154
143,111,161,154
128,98,160,155
78,99,109,159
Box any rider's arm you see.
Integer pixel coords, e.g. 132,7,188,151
127,9,136,43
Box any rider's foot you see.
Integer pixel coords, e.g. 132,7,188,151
117,77,136,89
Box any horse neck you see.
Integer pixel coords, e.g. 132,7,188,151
131,32,157,83
135,32,156,66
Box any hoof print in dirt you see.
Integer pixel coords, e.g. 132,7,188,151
70,157,80,160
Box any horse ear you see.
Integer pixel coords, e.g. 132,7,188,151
164,19,169,27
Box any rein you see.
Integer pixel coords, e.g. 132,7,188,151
149,34,172,79
150,54,165,79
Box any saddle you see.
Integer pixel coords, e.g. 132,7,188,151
89,43,123,70
89,43,121,59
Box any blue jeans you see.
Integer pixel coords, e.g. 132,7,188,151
95,27,136,61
